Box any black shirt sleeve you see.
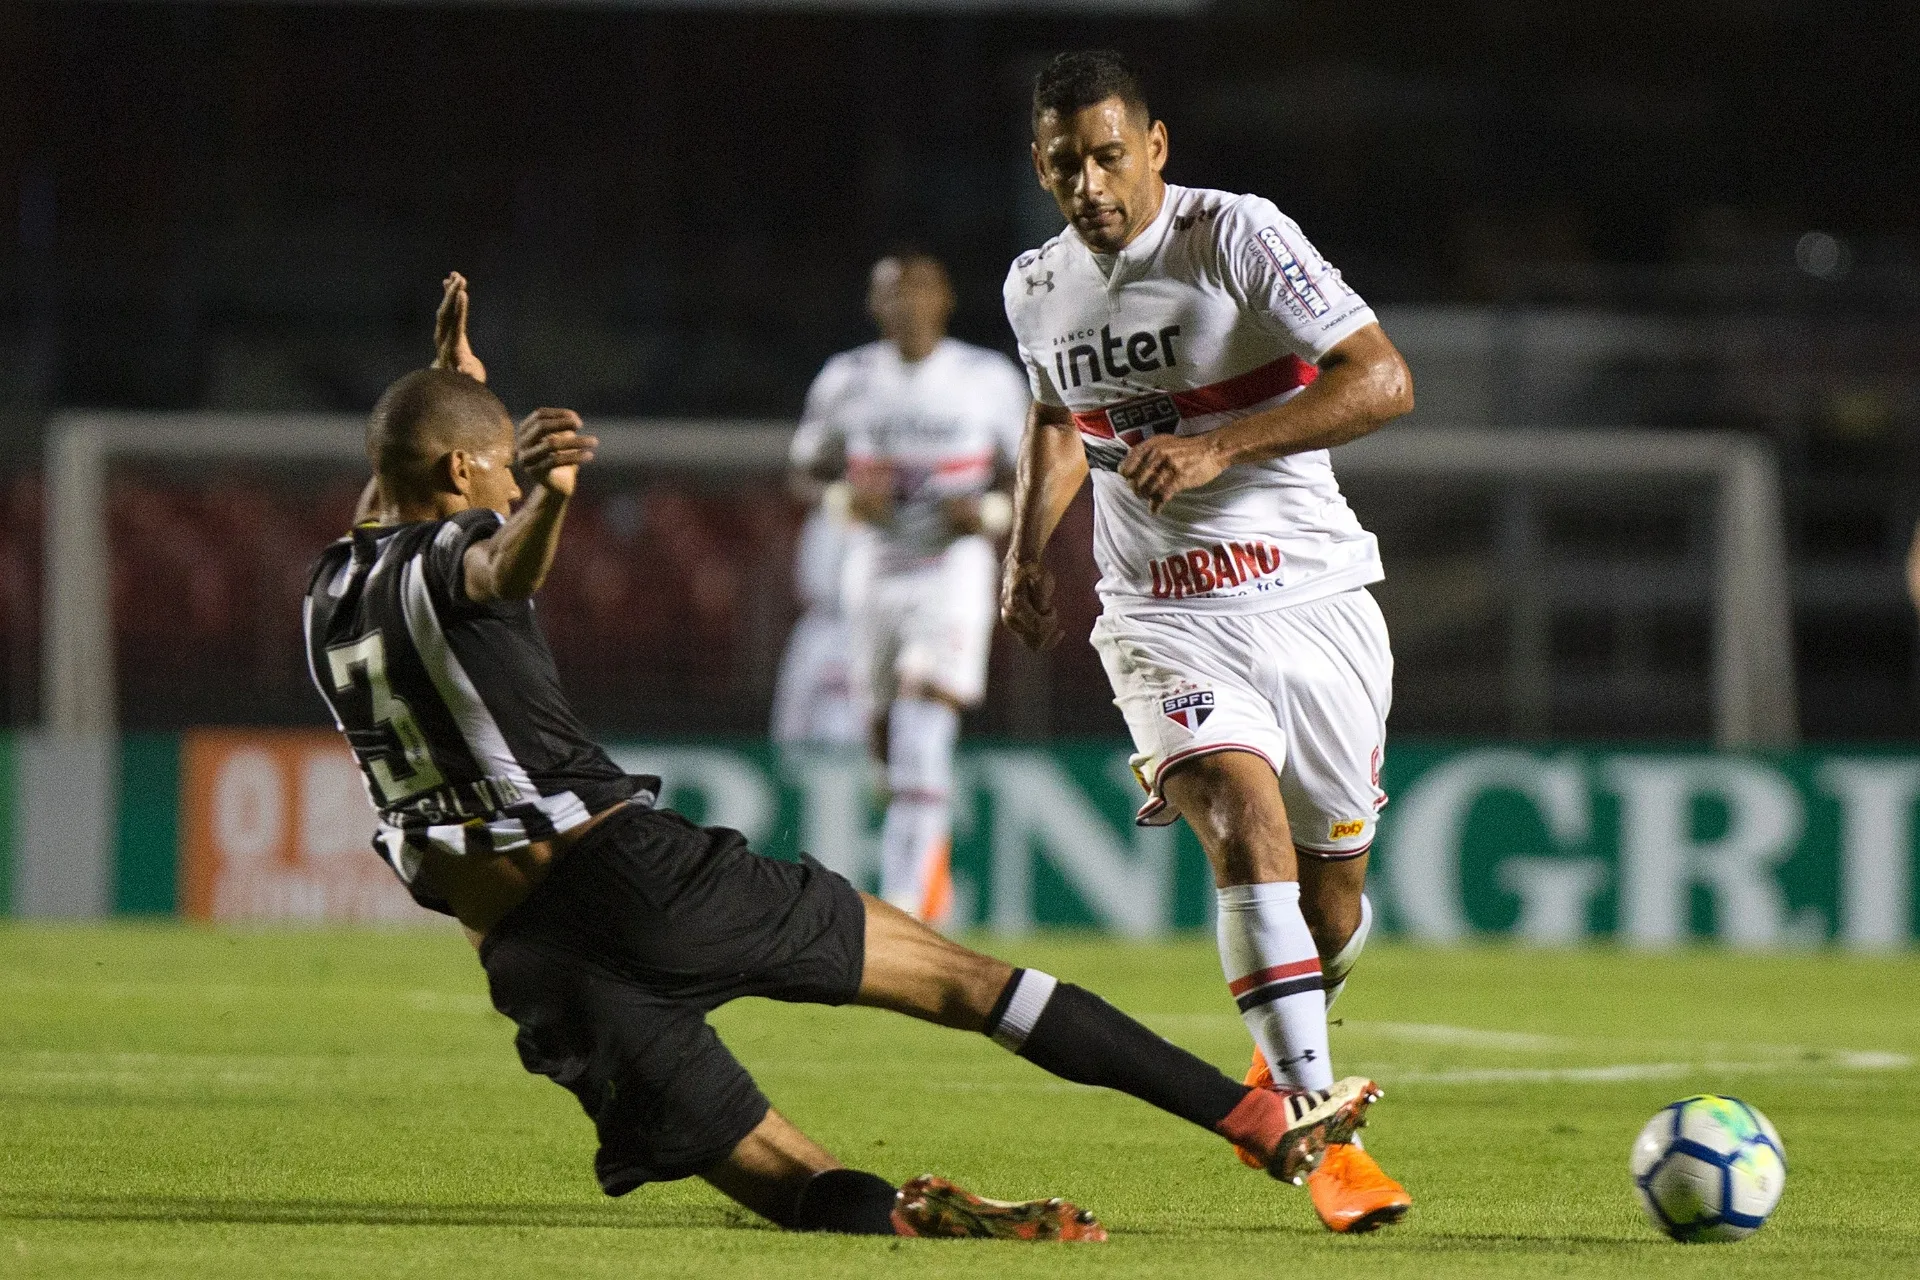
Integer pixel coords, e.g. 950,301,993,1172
420,509,507,616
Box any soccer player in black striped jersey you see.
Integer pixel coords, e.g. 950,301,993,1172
305,274,1381,1240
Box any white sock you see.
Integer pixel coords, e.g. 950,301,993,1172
879,799,950,922
1217,881,1334,1091
1323,893,1373,1012
878,696,958,923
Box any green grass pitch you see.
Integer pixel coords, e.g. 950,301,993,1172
3,926,1917,1278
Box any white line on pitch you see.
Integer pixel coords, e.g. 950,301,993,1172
1372,1054,1912,1085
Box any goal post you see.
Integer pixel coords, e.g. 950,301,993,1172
42,414,1795,747
1334,427,1797,748
42,412,793,736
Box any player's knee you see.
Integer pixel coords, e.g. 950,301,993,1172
1163,755,1290,868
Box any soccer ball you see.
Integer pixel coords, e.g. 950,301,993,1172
1630,1095,1786,1242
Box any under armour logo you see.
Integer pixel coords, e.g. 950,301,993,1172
1276,1049,1319,1069
1024,270,1054,294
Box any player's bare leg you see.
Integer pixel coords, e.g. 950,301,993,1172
699,1071,1103,1239
1297,850,1368,968
875,679,964,927
1160,751,1408,1229
1245,848,1407,1231
855,895,1376,1188
1160,750,1332,1087
700,1108,843,1224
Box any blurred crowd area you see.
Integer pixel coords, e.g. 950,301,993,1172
0,458,1819,741
1,1,1917,739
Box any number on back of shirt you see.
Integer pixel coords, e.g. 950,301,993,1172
326,632,445,804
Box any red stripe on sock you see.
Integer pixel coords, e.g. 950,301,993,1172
1226,957,1323,997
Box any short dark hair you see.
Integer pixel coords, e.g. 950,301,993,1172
1032,50,1149,132
875,245,949,281
367,367,510,481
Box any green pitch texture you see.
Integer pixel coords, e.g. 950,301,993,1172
3,927,1916,1278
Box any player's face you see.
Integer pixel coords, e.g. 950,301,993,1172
1032,98,1168,255
867,257,954,344
460,417,522,515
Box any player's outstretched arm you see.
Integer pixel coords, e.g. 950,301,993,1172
1002,401,1088,650
463,409,598,603
1120,324,1413,513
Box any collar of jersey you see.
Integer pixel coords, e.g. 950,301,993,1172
1075,182,1183,288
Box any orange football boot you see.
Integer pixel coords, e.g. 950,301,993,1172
1218,1076,1381,1186
1307,1141,1411,1233
1234,1048,1410,1229
891,1175,1108,1241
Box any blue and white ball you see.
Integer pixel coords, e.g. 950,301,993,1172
1631,1095,1786,1242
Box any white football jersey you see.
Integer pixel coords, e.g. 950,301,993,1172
791,338,1029,571
1003,183,1383,616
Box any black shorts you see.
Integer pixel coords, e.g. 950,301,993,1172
478,805,867,1195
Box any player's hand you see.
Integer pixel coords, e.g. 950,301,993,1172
433,272,487,383
942,495,985,536
847,471,895,526
1119,433,1227,513
1001,557,1061,651
516,408,597,498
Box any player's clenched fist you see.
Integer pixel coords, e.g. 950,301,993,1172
1119,433,1228,513
1001,557,1061,651
516,408,598,497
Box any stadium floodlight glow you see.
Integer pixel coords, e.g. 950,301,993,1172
44,416,1794,748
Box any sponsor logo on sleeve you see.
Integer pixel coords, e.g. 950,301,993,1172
1255,226,1330,318
1329,818,1366,841
1161,689,1215,731
1024,269,1055,294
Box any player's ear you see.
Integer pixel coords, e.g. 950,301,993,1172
441,449,472,498
1030,139,1050,189
1147,119,1168,174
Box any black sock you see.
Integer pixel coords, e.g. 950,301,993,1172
788,1168,900,1235
984,969,1249,1132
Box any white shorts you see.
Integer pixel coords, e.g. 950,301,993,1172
769,609,865,746
1091,588,1392,857
844,534,997,709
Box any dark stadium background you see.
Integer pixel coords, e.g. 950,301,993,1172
1,0,1916,740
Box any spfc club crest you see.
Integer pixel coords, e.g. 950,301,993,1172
1162,689,1214,731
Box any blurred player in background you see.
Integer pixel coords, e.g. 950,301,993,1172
769,489,862,748
306,275,1383,1239
1001,51,1416,1232
790,251,1029,925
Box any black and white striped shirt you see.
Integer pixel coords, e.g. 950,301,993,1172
304,509,652,913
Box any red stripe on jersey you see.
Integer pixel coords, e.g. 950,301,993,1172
933,452,994,476
1226,957,1323,997
1070,355,1319,440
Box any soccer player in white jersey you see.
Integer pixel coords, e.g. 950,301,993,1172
791,252,1029,924
1000,51,1416,1233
